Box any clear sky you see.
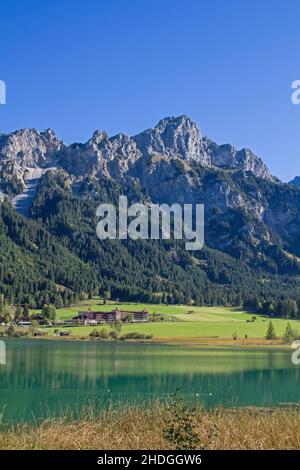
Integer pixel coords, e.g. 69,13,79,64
0,0,300,181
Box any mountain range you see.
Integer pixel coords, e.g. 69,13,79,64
0,115,300,307
0,115,274,188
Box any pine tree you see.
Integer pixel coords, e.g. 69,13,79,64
23,303,30,318
265,320,277,340
27,295,37,309
282,322,298,344
15,304,22,319
0,294,4,313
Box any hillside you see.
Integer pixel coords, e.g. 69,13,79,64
0,116,300,306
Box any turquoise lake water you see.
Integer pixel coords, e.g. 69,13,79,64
0,339,299,423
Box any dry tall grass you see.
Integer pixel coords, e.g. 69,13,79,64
0,404,300,450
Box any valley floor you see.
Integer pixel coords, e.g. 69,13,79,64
29,300,300,345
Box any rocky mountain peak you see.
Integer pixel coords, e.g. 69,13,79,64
91,130,108,144
290,176,300,188
133,115,209,164
155,114,200,133
0,128,63,184
42,128,57,140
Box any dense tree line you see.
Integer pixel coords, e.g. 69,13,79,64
243,297,300,318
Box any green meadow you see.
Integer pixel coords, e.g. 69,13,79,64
36,299,300,341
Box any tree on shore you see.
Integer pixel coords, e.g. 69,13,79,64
282,323,298,344
42,304,57,321
265,320,277,340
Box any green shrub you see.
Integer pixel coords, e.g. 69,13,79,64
99,328,109,339
163,391,201,450
108,330,118,339
89,329,100,339
119,332,153,340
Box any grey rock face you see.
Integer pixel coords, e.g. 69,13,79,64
133,115,210,165
58,131,141,178
203,138,273,180
0,128,63,183
58,142,102,178
0,115,277,213
0,115,275,186
0,128,63,167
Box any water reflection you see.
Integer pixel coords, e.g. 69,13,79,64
0,339,299,423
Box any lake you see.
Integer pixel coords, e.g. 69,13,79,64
0,339,300,423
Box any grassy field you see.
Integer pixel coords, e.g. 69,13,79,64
50,301,252,321
1,403,299,450
34,299,300,342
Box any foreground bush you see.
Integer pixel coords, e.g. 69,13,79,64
119,332,153,340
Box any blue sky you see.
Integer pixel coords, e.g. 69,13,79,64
0,0,299,181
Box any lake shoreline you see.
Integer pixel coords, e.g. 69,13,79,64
3,333,292,349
